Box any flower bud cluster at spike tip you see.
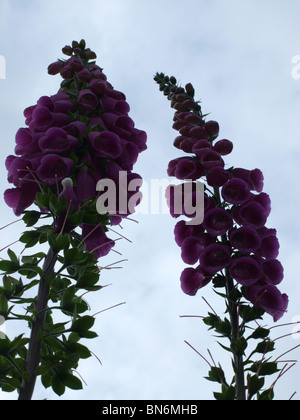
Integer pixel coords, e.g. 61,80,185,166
4,40,147,259
155,72,288,322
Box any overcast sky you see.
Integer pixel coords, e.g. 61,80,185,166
1,0,300,400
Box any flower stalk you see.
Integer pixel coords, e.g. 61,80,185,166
154,72,292,400
18,248,57,400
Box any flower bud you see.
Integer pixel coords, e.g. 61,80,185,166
62,45,73,56
185,83,195,97
205,120,220,139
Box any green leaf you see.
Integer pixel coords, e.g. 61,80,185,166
19,230,41,248
21,252,46,265
64,248,88,267
76,272,99,289
258,362,279,376
248,327,270,340
249,361,279,376
239,304,265,323
73,343,91,360
231,337,248,357
71,316,95,333
63,372,83,390
214,318,231,338
18,265,44,279
205,365,226,384
0,260,19,274
23,211,41,227
212,275,227,288
0,295,8,316
52,377,65,396
254,340,275,355
7,249,18,263
214,384,236,401
41,373,52,389
35,192,51,209
54,234,70,252
68,332,80,343
258,388,275,400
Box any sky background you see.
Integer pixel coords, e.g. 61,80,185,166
1,0,300,400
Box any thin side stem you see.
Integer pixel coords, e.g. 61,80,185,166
18,248,57,400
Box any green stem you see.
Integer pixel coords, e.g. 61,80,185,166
18,248,57,400
225,272,246,400
213,186,246,400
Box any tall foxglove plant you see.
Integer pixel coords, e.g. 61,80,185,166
154,72,292,400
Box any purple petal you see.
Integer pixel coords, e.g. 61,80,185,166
200,243,231,274
262,259,284,285
180,267,211,296
203,208,233,236
230,257,262,286
78,89,99,111
229,226,261,253
88,131,122,158
222,178,251,205
4,182,39,216
239,201,267,228
82,224,115,259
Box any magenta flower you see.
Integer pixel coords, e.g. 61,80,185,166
245,283,289,322
213,139,233,156
81,224,115,259
206,167,230,187
230,257,262,286
88,131,122,158
229,226,261,253
232,168,264,192
4,183,40,217
37,155,74,185
262,259,284,285
180,267,211,296
181,236,211,265
167,157,204,180
259,231,280,260
222,178,251,205
203,208,233,236
78,89,99,111
39,127,78,153
174,220,205,247
200,243,231,274
238,200,267,228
